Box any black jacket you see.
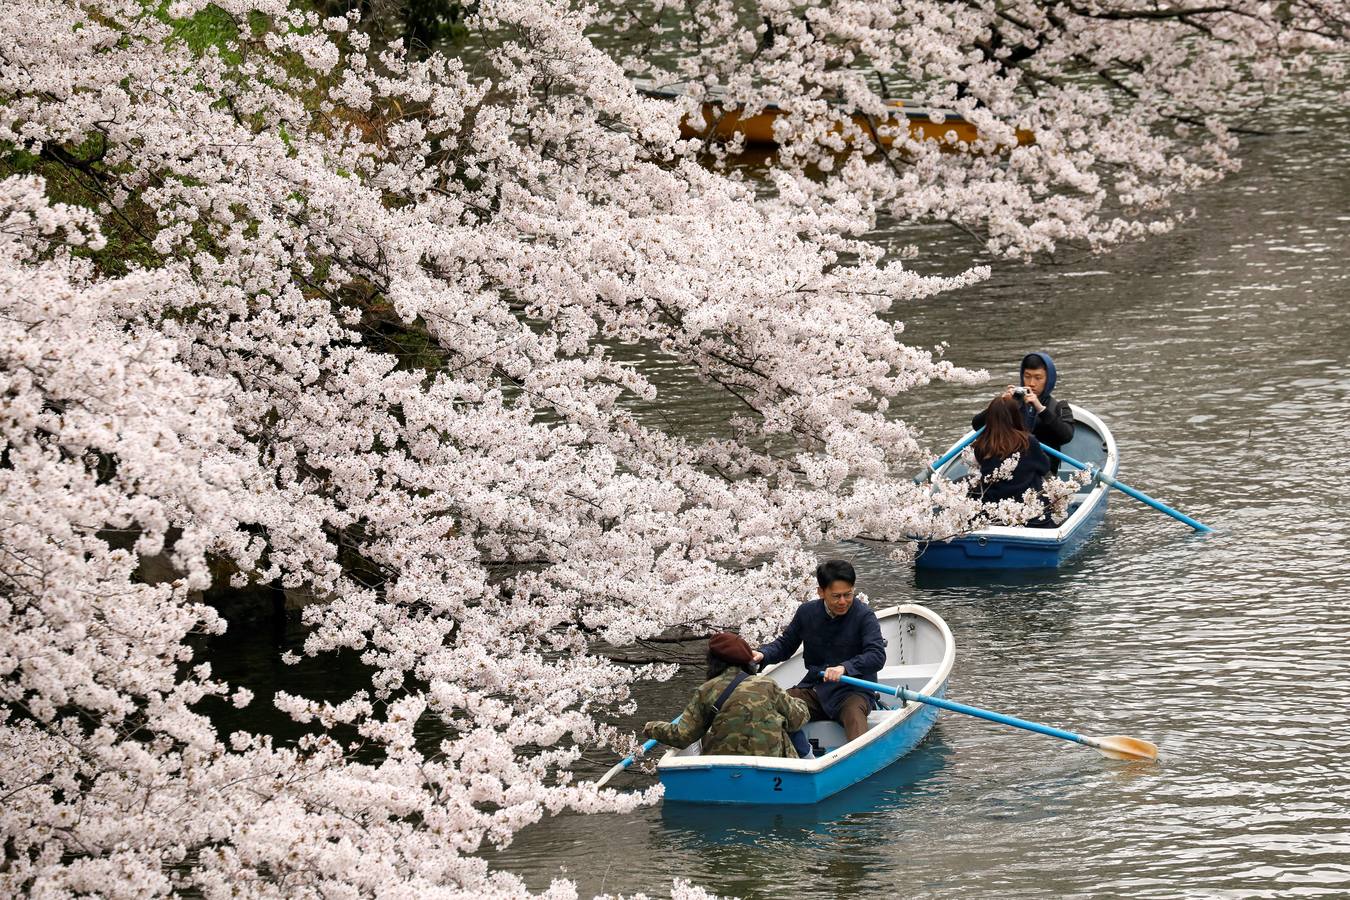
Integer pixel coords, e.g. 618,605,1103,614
758,599,887,719
970,436,1052,504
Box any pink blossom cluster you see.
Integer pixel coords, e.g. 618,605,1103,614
938,448,1092,540
609,0,1347,255
0,0,1026,894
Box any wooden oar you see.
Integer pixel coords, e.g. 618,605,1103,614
838,675,1158,761
1040,445,1213,533
915,427,983,483
594,716,679,788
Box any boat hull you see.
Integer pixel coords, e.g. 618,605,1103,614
656,604,954,805
916,493,1110,569
678,103,1006,149
659,682,944,805
915,406,1118,570
633,80,1033,150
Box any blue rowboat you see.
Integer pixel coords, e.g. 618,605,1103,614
915,406,1119,569
656,604,954,805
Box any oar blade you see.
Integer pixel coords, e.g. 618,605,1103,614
1094,735,1159,762
594,761,628,789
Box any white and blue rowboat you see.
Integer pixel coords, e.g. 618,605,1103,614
656,604,954,805
915,406,1119,569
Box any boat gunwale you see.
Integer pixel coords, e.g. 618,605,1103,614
931,404,1119,545
655,603,954,774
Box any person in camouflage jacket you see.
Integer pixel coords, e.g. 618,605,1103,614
643,633,810,758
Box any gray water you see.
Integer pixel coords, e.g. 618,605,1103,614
478,121,1350,897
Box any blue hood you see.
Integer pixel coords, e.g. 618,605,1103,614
1021,351,1057,399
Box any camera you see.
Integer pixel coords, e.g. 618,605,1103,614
1012,387,1029,399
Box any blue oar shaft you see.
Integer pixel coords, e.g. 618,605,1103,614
617,737,661,770
916,428,983,483
596,716,682,786
838,675,1088,747
1039,445,1213,533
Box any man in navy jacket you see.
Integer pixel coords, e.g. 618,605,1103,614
753,559,886,744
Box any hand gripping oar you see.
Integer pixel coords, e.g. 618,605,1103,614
915,428,983,484
1040,445,1213,533
594,716,680,788
838,675,1158,761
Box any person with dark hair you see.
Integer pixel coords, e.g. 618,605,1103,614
750,559,886,745
972,351,1074,472
969,395,1054,525
643,632,810,758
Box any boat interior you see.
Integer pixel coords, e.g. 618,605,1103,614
669,609,950,760
796,662,943,756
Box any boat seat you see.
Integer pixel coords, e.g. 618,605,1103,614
873,663,941,710
876,663,941,687
800,709,899,756
866,708,898,727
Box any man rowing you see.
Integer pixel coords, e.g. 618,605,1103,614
752,559,886,745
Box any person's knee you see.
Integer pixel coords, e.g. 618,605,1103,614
839,697,869,728
838,696,869,741
842,694,869,715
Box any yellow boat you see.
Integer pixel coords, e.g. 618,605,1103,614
634,80,1032,150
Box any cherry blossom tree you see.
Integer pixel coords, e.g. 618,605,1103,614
4,0,1337,892
611,0,1348,256
0,0,1008,894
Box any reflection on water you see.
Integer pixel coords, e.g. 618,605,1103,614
481,122,1350,896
